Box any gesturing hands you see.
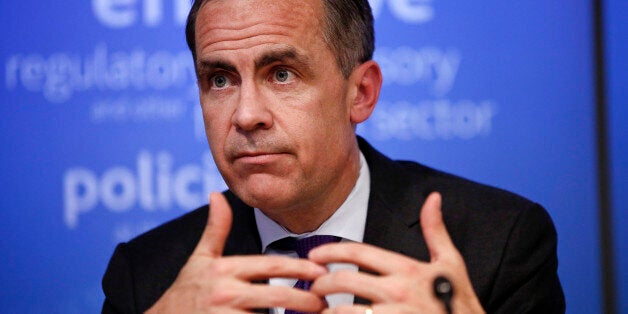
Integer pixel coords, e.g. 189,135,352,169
147,192,485,313
309,193,485,314
146,193,329,313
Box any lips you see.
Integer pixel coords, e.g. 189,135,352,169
225,138,293,165
232,151,287,165
234,151,275,158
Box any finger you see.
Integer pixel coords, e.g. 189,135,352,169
311,269,387,303
323,303,439,314
309,242,422,275
215,284,326,313
321,304,371,314
219,255,327,280
420,192,456,262
193,192,233,257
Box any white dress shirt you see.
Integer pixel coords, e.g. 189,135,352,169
254,152,371,314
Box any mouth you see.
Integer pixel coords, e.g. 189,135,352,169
232,151,288,165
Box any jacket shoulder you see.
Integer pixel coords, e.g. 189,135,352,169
102,206,208,313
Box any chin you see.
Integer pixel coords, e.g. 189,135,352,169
231,181,295,210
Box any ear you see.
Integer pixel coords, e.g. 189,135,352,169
348,60,382,124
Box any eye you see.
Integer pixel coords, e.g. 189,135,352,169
272,68,294,84
210,74,230,89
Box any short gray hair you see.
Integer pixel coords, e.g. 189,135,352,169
185,0,374,78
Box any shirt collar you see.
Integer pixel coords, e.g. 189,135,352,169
254,151,371,253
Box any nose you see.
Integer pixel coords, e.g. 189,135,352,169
231,82,273,131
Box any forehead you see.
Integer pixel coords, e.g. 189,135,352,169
195,0,325,57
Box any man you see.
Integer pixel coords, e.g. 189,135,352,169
102,0,565,313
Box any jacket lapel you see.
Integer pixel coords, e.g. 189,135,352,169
222,190,263,256
359,137,430,258
355,138,431,305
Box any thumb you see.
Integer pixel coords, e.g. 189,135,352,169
420,192,455,262
193,192,233,257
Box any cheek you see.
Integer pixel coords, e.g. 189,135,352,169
201,95,232,129
201,104,232,154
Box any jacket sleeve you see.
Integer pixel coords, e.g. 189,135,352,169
486,204,565,313
102,243,138,314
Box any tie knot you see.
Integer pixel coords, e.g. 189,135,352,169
272,235,341,258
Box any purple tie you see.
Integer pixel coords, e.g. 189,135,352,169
272,235,341,314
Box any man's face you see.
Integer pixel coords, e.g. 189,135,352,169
195,0,361,222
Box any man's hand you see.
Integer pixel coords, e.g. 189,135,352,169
308,192,485,313
146,192,328,313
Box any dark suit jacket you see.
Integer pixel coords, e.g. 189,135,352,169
102,138,565,313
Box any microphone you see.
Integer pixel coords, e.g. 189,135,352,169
433,275,454,314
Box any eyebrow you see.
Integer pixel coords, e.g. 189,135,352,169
256,46,316,79
196,46,313,77
196,59,237,77
254,47,310,70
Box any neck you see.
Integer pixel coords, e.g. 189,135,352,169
263,151,361,234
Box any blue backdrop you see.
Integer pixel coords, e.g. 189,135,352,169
0,0,621,313
607,0,627,311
